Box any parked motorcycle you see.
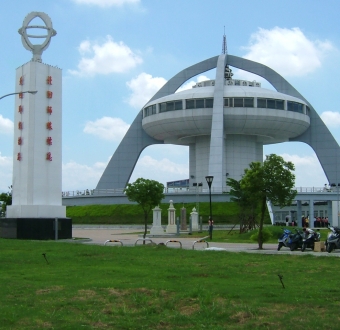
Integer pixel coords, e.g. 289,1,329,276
288,229,304,251
325,226,340,253
277,229,293,251
301,228,321,252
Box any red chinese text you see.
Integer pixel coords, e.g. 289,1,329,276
46,122,53,130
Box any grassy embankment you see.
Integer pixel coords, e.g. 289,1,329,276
0,238,338,329
66,201,271,225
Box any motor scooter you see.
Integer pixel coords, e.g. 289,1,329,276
325,226,340,253
301,229,321,252
288,229,304,251
277,229,293,251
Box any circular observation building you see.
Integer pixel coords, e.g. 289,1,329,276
97,53,340,193
142,72,310,191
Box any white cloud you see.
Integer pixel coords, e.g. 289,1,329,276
83,117,129,141
71,0,139,7
0,153,13,192
0,115,13,134
130,155,188,186
126,72,167,109
320,111,340,128
62,160,107,192
243,27,334,77
61,152,188,192
70,36,142,76
279,153,327,188
176,75,210,93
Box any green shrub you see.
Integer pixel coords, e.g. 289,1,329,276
250,227,273,243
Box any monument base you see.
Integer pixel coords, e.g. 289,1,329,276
6,205,66,218
150,225,165,235
166,224,177,234
0,218,72,240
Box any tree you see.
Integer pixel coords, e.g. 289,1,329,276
227,177,259,233
124,178,165,243
239,154,297,249
0,185,12,217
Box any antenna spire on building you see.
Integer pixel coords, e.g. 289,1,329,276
222,26,227,54
222,27,233,80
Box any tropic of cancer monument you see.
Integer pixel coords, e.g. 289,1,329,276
0,12,72,239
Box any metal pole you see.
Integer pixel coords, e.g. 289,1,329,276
54,218,58,240
209,187,212,239
0,90,37,100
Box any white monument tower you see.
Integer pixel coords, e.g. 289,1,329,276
3,12,71,239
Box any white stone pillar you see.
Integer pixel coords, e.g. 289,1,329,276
166,200,177,233
7,61,65,218
150,205,164,235
190,207,199,231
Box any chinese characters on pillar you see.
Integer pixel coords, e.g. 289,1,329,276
17,76,24,161
46,121,53,130
46,76,54,161
46,152,52,161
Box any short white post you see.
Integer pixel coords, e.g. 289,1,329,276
190,207,199,231
150,205,164,235
166,200,177,233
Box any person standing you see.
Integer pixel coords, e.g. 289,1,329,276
208,217,214,240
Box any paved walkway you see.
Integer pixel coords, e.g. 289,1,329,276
71,226,340,257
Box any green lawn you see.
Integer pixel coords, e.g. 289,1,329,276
0,238,338,329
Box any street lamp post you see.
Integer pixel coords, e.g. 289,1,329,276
0,90,37,100
205,175,214,239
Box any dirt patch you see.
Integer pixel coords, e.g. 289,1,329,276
230,311,255,324
36,286,63,295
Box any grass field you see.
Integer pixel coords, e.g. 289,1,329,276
0,237,338,329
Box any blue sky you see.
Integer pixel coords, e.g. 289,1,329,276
0,0,339,192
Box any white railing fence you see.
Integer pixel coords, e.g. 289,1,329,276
62,186,333,197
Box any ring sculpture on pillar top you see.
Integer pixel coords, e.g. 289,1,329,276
18,12,57,63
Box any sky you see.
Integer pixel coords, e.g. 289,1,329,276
0,0,340,193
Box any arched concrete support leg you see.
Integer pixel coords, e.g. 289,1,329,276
209,54,227,191
96,56,219,190
227,55,340,185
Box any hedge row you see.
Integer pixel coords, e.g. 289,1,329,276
66,202,271,225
